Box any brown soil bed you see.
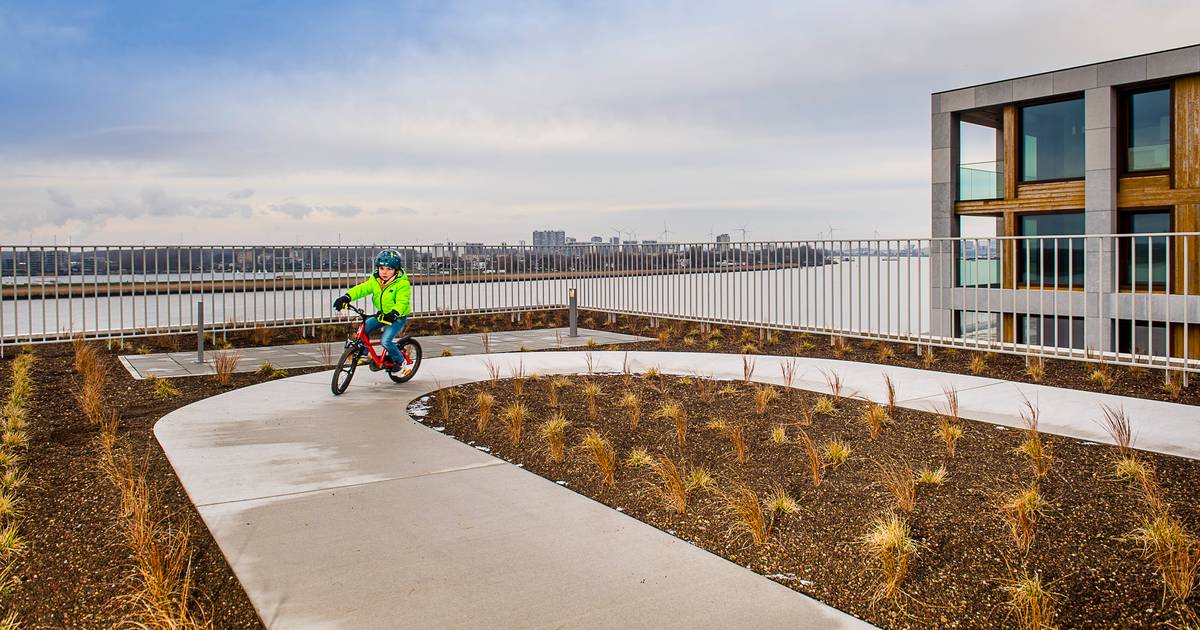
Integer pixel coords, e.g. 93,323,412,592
576,311,1200,407
2,343,326,627
1,312,564,626
419,373,1200,628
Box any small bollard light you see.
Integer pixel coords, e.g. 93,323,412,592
568,287,578,338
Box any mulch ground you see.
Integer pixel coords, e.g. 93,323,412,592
576,310,1200,407
0,310,565,627
421,373,1200,629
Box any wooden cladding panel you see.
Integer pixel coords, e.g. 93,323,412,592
1004,105,1017,201
956,180,1085,214
1119,175,1200,207
1175,204,1200,295
1176,75,1200,190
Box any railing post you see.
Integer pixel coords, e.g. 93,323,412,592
568,287,578,337
195,301,205,364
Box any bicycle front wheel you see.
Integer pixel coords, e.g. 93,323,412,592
331,345,362,395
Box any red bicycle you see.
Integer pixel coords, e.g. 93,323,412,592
331,304,423,395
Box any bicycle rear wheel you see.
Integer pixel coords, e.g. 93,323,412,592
332,345,362,395
387,338,422,383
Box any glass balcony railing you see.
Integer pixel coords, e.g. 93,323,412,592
958,161,1003,201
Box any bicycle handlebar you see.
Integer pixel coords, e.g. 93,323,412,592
340,303,371,319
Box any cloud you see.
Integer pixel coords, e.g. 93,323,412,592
269,202,362,219
23,187,253,230
227,187,255,199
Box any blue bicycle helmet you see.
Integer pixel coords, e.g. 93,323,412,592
375,249,403,270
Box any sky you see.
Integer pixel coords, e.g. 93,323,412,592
1,1,1198,246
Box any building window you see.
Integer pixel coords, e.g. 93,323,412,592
954,310,1000,343
1118,209,1171,291
1020,98,1085,182
1017,212,1085,288
1114,319,1168,357
1017,314,1084,350
1125,88,1171,172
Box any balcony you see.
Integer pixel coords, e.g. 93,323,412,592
958,160,1003,201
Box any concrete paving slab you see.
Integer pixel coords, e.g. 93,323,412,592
122,328,651,380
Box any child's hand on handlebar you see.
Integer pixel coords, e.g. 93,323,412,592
333,294,351,311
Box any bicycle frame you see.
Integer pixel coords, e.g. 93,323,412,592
343,304,412,368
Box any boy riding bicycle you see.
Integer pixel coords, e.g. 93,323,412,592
333,250,413,372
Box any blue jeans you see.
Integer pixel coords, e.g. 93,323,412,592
364,316,409,364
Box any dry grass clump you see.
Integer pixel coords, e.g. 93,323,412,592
1161,371,1185,400
212,350,241,386
1132,513,1200,602
1098,404,1146,481
1016,398,1051,478
656,401,688,448
832,336,852,357
254,361,288,380
876,342,896,364
249,326,274,346
483,359,502,384
1003,570,1059,630
813,396,835,416
862,402,890,440
624,448,654,468
741,355,756,382
882,373,896,410
934,386,964,457
968,352,988,375
436,387,462,423
475,391,495,433
539,413,569,463
502,402,528,446
1024,356,1046,383
860,512,916,603
649,457,689,514
685,467,717,493
1087,362,1115,391
766,488,800,527
917,465,947,485
582,382,602,419
695,376,716,403
823,438,851,468
797,429,823,487
724,424,748,464
795,332,815,352
619,392,642,431
740,343,759,354
880,462,916,513
753,384,779,416
153,377,181,399
915,347,934,372
822,370,845,398
780,359,799,389
724,484,769,545
770,425,788,445
1000,484,1045,552
579,429,617,487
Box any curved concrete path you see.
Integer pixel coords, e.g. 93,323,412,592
155,351,1199,628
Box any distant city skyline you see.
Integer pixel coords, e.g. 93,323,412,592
2,2,1199,245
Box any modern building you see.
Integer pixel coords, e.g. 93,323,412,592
931,44,1200,360
532,230,566,247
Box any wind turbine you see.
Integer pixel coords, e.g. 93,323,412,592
737,224,748,242
658,222,673,242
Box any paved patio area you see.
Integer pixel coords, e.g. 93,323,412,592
118,327,650,379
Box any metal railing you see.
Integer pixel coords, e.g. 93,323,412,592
1,238,1196,374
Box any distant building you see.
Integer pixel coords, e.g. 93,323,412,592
715,234,730,243
609,237,620,245
532,230,566,247
566,237,577,244
590,236,603,243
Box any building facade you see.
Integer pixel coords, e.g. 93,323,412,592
532,230,566,247
931,45,1200,361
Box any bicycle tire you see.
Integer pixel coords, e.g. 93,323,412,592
331,345,361,395
387,338,422,384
